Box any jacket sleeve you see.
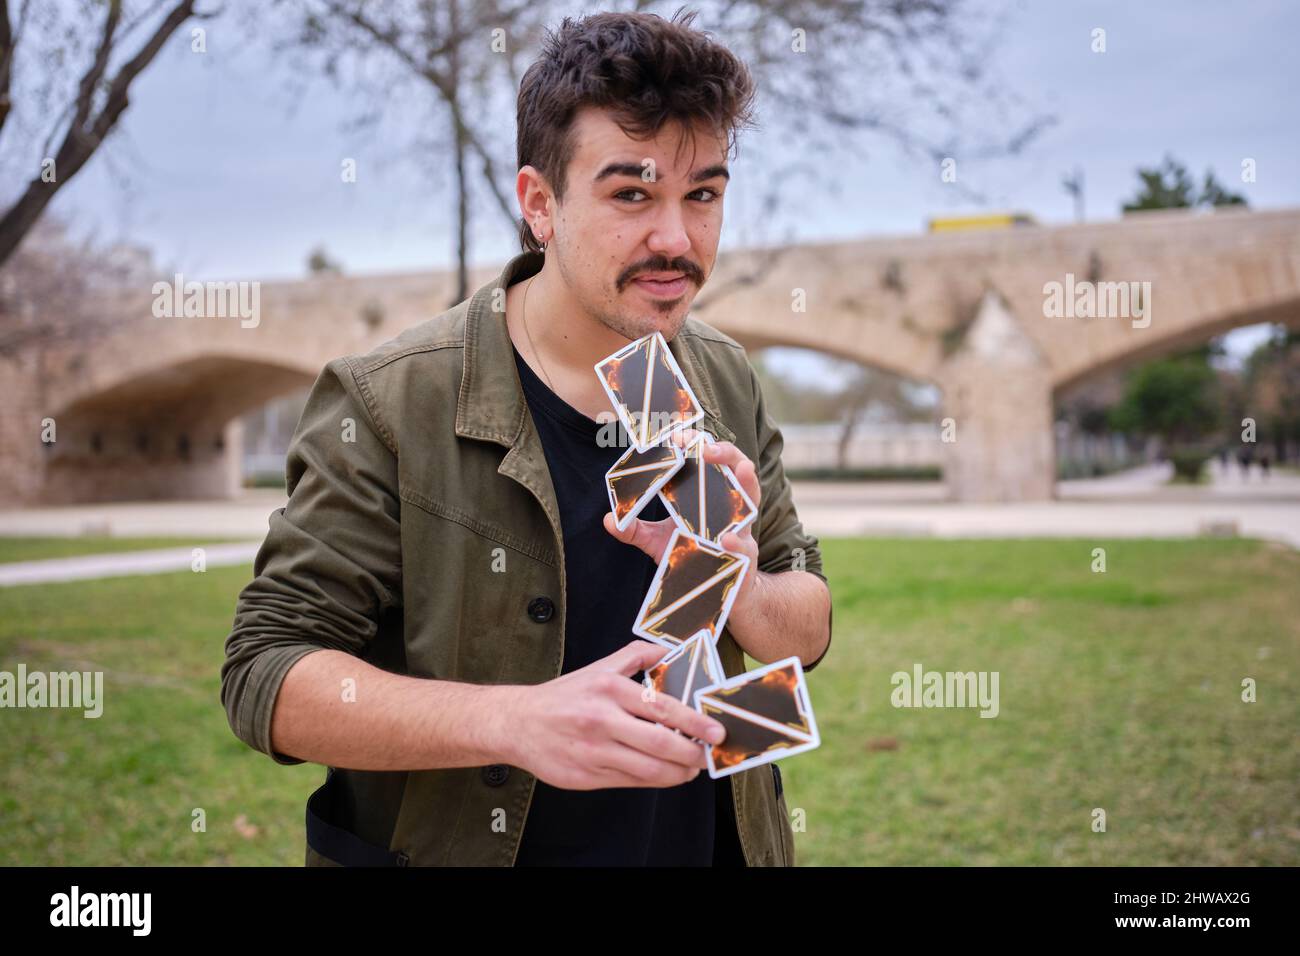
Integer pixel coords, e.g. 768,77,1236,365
220,357,402,765
746,361,833,672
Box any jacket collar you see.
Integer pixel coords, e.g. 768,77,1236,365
454,250,732,448
454,250,542,447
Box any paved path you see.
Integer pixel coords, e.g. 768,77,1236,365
792,494,1300,547
793,464,1300,547
0,466,1296,585
0,542,262,587
0,489,289,539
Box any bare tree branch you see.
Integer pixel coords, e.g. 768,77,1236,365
0,1,14,140
276,0,1053,289
0,0,203,266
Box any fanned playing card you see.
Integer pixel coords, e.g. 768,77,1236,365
593,332,704,452
658,430,757,544
606,441,685,532
693,657,820,779
632,529,749,648
643,630,725,705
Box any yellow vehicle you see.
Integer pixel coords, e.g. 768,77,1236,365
927,212,1038,232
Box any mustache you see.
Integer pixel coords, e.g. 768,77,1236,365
617,257,703,291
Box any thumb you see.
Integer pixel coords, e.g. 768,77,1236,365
603,510,646,549
599,639,670,677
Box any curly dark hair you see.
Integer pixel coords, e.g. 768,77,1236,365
515,8,757,253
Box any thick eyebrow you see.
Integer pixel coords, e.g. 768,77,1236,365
690,164,730,184
592,162,649,183
592,162,730,185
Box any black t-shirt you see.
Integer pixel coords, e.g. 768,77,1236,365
510,342,744,866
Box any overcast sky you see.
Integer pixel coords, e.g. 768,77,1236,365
25,0,1300,380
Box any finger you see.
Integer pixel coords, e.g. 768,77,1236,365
722,529,757,553
593,741,701,788
605,511,673,560
734,458,761,506
603,510,651,552
702,439,741,465
615,677,726,745
599,639,672,678
607,707,709,770
706,442,760,505
602,510,630,541
668,426,701,451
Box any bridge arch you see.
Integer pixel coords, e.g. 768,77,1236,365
3,207,1296,504
41,352,318,503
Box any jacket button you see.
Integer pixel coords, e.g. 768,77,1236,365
527,596,554,623
482,764,510,787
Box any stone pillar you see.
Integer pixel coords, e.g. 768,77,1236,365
939,290,1056,502
218,418,245,498
0,352,49,507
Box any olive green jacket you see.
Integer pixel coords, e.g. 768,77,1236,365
220,250,832,866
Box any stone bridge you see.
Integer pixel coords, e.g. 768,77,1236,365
2,205,1297,505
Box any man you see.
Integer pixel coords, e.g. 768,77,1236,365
221,9,831,867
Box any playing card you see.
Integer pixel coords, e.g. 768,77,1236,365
593,332,704,452
693,656,820,779
642,630,725,704
632,529,749,648
658,430,757,545
606,440,685,532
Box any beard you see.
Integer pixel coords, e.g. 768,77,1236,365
596,296,690,341
554,243,699,342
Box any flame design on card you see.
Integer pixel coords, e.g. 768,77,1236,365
633,531,748,647
596,335,819,780
606,441,685,528
594,332,703,450
695,660,818,773
644,631,724,704
658,432,757,544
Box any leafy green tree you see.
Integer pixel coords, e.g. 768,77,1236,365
1122,155,1247,211
307,245,343,276
1109,351,1221,478
1106,156,1247,480
1243,328,1300,462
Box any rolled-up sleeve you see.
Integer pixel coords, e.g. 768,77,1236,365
220,357,402,764
747,362,833,672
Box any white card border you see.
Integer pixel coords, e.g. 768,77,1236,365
631,528,750,649
657,430,758,544
692,655,820,779
605,440,686,532
593,331,705,453
641,629,724,703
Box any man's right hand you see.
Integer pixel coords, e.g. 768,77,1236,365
502,640,727,790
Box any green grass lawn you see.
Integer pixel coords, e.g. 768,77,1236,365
0,537,1296,866
0,537,250,564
